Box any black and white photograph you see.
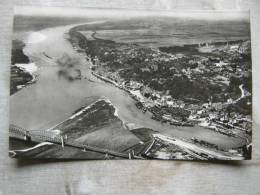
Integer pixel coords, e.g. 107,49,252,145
9,5,252,160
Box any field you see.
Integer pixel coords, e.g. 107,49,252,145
54,99,141,153
74,17,250,47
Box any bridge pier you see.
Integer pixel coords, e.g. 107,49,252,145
61,136,64,148
24,131,31,142
128,150,136,159
105,153,109,159
60,134,68,149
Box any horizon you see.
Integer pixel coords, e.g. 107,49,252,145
14,5,250,22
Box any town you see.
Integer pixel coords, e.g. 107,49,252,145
66,27,252,157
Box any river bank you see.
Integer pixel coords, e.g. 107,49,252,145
10,39,38,94
69,30,249,147
10,22,247,152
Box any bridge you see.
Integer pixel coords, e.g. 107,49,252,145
9,124,144,159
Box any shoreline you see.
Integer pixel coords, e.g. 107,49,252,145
67,29,250,145
90,68,247,140
9,21,251,160
10,63,38,95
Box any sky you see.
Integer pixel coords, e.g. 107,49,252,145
14,5,249,21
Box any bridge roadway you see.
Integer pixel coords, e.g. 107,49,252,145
9,124,143,159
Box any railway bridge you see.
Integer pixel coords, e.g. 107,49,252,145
9,124,143,159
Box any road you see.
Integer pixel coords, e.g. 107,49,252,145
153,133,244,160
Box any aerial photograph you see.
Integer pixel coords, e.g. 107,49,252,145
9,6,252,160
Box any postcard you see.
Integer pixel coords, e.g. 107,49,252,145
9,6,252,160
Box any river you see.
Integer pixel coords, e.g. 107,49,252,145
10,22,246,149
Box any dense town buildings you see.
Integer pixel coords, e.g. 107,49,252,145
68,29,252,146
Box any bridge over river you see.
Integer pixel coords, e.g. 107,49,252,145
9,124,143,159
